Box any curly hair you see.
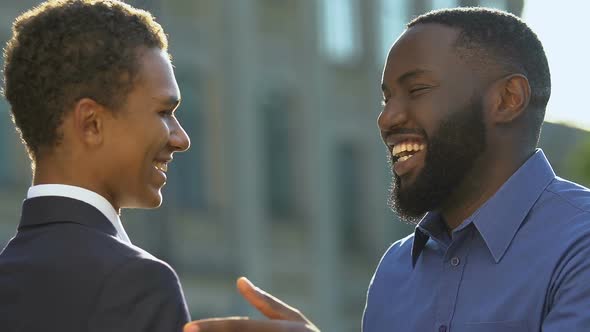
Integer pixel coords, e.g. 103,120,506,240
408,7,551,144
3,0,168,158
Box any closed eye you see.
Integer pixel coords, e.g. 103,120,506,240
410,86,430,93
409,86,432,97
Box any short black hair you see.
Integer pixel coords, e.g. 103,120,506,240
408,7,551,143
3,0,168,159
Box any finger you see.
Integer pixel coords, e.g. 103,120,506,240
236,277,304,321
187,317,316,332
184,317,248,332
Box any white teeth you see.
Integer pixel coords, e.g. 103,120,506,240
154,162,168,173
392,141,426,157
397,155,413,162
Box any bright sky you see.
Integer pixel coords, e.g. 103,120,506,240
522,1,590,130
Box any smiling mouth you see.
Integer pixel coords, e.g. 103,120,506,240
154,161,168,173
392,140,426,163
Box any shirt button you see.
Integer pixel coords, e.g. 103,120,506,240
450,256,460,266
439,325,447,332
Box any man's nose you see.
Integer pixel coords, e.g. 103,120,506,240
169,118,191,152
377,98,408,131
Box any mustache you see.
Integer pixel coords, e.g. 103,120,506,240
387,127,427,136
381,127,428,143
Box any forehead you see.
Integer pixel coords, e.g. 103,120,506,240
383,23,464,83
134,48,179,98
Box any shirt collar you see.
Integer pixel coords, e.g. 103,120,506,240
411,149,555,265
412,212,443,266
27,184,131,244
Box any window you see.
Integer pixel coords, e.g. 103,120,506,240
261,91,295,219
335,143,366,251
0,27,29,186
126,0,160,11
319,0,361,64
431,0,459,10
0,110,12,180
0,31,10,182
479,0,508,10
378,0,408,64
165,70,209,210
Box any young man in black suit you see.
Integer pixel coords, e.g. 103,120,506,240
0,1,191,331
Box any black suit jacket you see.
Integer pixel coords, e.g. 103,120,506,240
0,196,190,331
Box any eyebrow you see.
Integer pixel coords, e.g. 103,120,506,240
381,68,434,94
397,69,433,84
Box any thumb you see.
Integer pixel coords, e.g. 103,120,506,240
236,277,305,321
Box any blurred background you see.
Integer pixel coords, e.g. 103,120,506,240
1,0,590,331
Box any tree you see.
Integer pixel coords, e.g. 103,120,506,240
565,137,590,187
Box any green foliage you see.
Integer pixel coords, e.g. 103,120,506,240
565,137,590,187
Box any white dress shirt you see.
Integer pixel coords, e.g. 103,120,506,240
27,184,131,244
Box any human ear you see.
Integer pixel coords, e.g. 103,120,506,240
492,74,531,124
72,98,104,147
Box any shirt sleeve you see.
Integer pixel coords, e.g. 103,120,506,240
542,227,590,331
87,257,191,332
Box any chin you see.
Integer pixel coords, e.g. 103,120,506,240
129,190,163,209
145,192,163,208
394,173,417,194
144,200,163,209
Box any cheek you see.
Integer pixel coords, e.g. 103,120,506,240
113,117,171,167
141,116,170,145
138,119,172,160
409,97,447,133
418,87,472,126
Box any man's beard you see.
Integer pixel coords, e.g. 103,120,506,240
388,95,487,224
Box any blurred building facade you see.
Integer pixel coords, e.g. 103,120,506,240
1,0,587,331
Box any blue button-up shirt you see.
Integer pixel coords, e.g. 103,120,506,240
362,150,590,332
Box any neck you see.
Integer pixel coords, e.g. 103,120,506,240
439,148,534,229
32,154,119,212
33,153,86,186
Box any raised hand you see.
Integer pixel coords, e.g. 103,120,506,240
183,277,320,332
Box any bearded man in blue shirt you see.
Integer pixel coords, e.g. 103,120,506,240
362,7,590,332
187,7,590,332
